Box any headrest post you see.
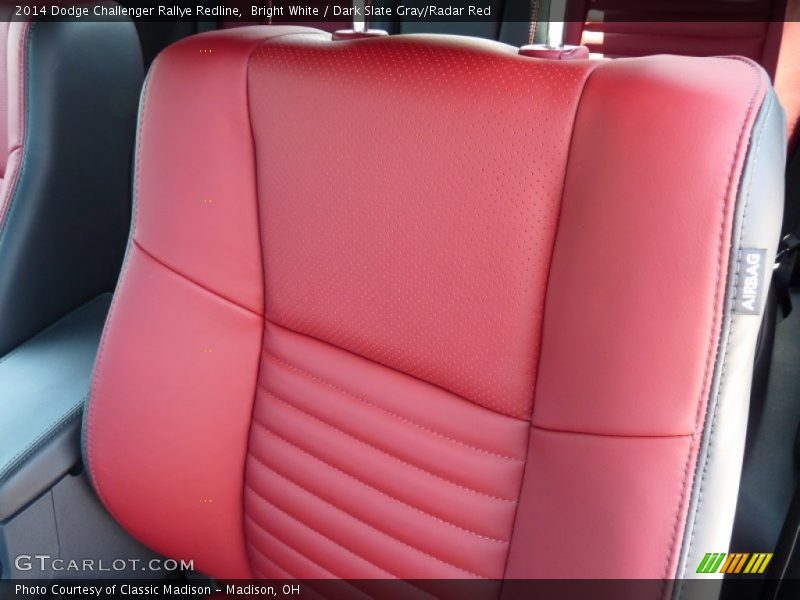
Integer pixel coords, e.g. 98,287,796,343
353,0,366,33
546,22,565,49
546,0,567,49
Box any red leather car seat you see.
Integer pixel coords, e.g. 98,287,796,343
84,27,785,580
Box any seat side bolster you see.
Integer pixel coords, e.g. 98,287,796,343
676,84,787,585
83,26,328,580
508,55,770,579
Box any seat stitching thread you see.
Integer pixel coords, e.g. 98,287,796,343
244,488,401,579
245,465,486,579
244,500,398,579
248,519,392,600
0,22,32,235
247,522,388,599
262,350,525,463
677,64,771,590
85,53,162,532
251,417,510,544
247,523,432,600
256,382,518,504
661,57,764,589
246,539,313,579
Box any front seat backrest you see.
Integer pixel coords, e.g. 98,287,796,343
85,27,785,580
0,8,143,355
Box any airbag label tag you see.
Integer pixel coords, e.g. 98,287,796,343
734,248,767,316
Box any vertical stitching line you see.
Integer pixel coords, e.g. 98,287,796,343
242,30,329,578
241,33,273,580
0,21,30,239
502,59,601,581
0,21,33,247
84,55,159,525
677,82,772,593
662,58,764,594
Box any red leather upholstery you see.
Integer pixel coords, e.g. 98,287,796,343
509,56,767,578
86,28,770,579
534,56,765,437
0,17,26,230
252,324,528,578
0,19,11,179
250,37,594,420
86,28,318,578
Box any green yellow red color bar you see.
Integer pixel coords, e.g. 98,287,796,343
696,553,773,574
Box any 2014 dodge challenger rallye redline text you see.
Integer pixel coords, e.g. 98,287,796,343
16,4,246,19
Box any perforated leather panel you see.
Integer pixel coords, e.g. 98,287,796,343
249,36,595,420
242,36,596,578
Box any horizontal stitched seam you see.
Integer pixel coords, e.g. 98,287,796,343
247,530,390,600
246,539,318,580
247,521,430,600
532,424,694,439
0,403,83,482
246,543,284,581
133,240,263,318
246,518,342,580
256,382,517,504
251,566,266,579
262,350,525,463
244,489,398,578
245,464,485,579
252,417,509,544
266,319,530,424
